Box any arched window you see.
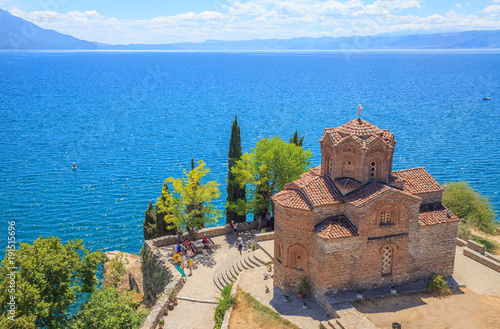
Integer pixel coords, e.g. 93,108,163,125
370,161,377,179
275,239,283,262
379,210,393,225
381,246,393,276
289,244,307,271
325,156,332,175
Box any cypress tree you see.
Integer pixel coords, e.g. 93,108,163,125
226,115,246,223
155,182,177,237
289,130,304,147
143,201,157,240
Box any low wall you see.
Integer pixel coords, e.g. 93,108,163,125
152,221,258,248
463,248,500,273
255,231,274,242
457,238,500,274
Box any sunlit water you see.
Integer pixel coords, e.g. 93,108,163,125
0,50,498,255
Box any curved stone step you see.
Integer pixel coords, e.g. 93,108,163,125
213,250,269,290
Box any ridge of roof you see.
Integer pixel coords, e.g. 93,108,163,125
344,180,420,207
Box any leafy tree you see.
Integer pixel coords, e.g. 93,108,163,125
0,237,105,329
231,136,312,218
226,115,246,223
187,157,205,228
164,160,223,239
70,287,147,329
103,252,128,288
143,201,157,240
155,182,177,237
289,130,304,147
442,181,497,234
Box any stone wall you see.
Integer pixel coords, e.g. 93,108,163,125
140,240,175,308
416,221,459,278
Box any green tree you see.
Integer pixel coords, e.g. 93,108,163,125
187,157,205,228
0,237,104,329
442,181,497,234
164,160,223,239
70,287,147,329
289,130,304,147
143,201,157,240
103,252,128,288
155,182,177,237
231,136,312,218
226,115,246,223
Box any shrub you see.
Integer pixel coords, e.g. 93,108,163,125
426,273,450,295
457,222,473,241
442,181,497,234
214,283,236,329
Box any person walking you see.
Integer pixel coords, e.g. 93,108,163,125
237,237,243,255
265,212,271,230
180,253,186,272
231,220,238,235
187,250,194,276
257,215,262,230
176,229,183,244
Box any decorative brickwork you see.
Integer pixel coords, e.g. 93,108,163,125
272,118,460,297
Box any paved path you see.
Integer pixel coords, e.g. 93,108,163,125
158,230,259,329
238,266,330,329
453,246,500,296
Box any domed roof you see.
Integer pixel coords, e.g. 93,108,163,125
320,118,395,148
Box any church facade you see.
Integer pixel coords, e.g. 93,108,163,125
271,118,460,295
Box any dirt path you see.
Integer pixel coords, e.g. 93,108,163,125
355,287,500,329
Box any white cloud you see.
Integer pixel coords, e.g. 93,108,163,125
0,0,11,5
456,3,462,8
6,0,500,44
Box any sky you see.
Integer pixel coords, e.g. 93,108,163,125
1,0,500,44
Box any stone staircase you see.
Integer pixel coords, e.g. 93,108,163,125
321,302,379,329
213,249,272,291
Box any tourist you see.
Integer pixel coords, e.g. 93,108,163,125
180,253,186,272
237,237,243,255
232,220,238,235
202,233,214,249
257,215,262,230
266,212,271,230
187,250,194,276
176,243,182,254
176,229,183,244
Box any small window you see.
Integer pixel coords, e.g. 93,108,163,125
380,210,393,225
370,161,377,179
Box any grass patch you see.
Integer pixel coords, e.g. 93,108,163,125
229,288,300,329
427,273,451,295
472,236,500,254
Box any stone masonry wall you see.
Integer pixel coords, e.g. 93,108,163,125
416,221,459,277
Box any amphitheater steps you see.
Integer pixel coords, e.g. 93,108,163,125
213,249,271,291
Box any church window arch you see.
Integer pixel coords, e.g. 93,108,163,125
275,238,283,262
381,245,393,276
370,161,378,179
288,244,308,271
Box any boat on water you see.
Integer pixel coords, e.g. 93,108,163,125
482,97,491,100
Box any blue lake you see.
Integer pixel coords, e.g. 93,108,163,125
0,50,499,255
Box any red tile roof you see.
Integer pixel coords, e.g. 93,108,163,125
344,181,419,207
419,204,460,226
272,189,312,211
320,119,395,149
390,167,443,195
313,216,358,239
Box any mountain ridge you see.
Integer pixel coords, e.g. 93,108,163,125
1,8,499,50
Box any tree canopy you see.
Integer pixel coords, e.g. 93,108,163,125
442,181,497,234
70,287,146,329
0,237,104,329
164,160,222,238
230,136,312,217
226,115,246,223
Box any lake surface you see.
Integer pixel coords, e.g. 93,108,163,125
0,50,499,255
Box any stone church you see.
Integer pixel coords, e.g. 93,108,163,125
272,117,460,295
